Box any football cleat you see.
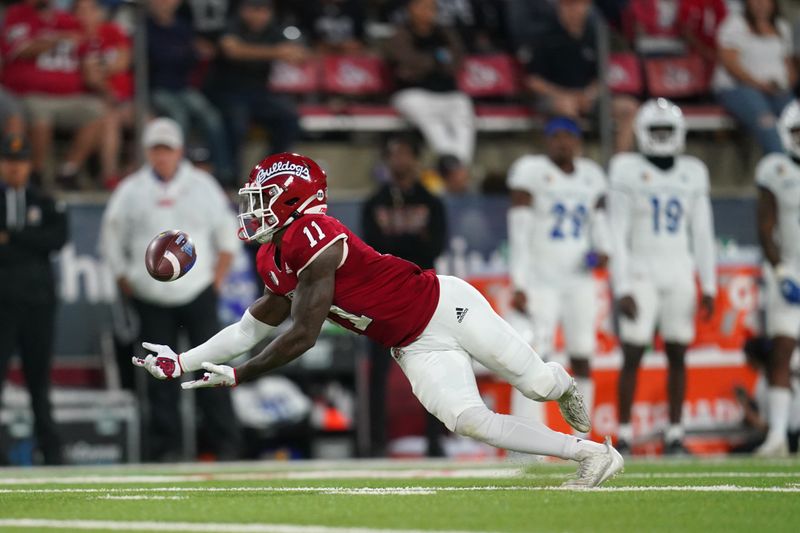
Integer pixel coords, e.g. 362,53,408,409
558,379,591,434
562,437,624,488
664,439,692,457
754,437,790,458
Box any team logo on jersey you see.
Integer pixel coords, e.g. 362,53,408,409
256,161,311,183
455,307,469,323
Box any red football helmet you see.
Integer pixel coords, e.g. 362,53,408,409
238,153,328,243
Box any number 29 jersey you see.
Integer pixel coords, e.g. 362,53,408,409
256,214,440,348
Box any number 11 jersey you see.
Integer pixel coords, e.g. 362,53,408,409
256,214,440,348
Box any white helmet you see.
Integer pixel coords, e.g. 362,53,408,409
778,100,800,159
634,98,686,157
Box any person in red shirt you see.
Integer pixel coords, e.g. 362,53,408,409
74,0,133,189
0,0,105,186
133,152,624,488
677,0,727,64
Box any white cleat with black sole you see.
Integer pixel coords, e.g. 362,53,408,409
557,378,591,434
562,437,625,489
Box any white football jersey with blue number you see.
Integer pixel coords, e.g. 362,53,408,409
756,153,800,270
507,155,607,283
608,153,716,296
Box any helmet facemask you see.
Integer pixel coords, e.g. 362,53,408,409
238,183,286,243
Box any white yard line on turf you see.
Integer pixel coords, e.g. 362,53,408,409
0,519,484,533
98,495,188,500
3,470,800,485
0,469,519,485
3,484,800,495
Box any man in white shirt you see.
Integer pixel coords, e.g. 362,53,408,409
754,99,800,457
608,99,716,455
507,117,610,434
100,118,241,461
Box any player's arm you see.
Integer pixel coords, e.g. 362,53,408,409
757,186,781,268
690,187,717,319
607,177,636,318
133,289,290,380
507,189,534,313
183,240,343,388
589,195,611,269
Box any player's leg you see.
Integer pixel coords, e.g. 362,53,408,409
616,280,658,450
179,286,241,460
133,298,181,461
17,302,62,464
527,284,560,360
755,267,799,456
563,277,599,436
658,278,696,454
0,306,19,464
395,344,622,486
429,276,588,432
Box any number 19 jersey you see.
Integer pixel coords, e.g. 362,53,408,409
256,214,440,348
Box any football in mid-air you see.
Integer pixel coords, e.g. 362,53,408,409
145,230,197,282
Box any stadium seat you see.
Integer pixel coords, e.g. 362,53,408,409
607,53,643,96
269,59,321,94
644,55,708,99
321,55,389,96
457,54,520,98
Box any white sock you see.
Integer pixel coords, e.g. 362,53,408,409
618,423,633,443
574,377,594,437
454,406,604,460
541,361,573,401
665,424,684,443
766,387,792,443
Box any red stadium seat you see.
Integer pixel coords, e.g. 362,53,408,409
644,55,709,99
607,53,643,96
321,55,389,96
269,59,321,94
457,54,519,98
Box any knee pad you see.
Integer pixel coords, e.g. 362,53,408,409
454,406,495,442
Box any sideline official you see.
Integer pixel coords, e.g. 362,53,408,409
0,135,67,465
100,118,241,461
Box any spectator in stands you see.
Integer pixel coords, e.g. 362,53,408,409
437,153,470,196
713,0,796,155
295,0,367,53
0,87,24,136
525,0,638,153
361,134,447,457
210,0,305,178
100,118,241,462
75,0,133,190
677,0,727,66
0,0,105,188
506,0,555,56
147,0,233,184
385,0,476,165
178,0,235,56
0,134,68,465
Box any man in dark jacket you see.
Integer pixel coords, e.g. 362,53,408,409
0,135,68,465
361,134,447,456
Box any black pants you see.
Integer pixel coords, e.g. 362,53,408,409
0,300,62,464
134,286,241,461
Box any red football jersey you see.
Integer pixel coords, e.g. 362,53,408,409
256,214,440,348
79,23,133,101
1,5,84,95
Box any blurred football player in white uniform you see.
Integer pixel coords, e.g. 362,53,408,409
507,117,610,434
754,99,800,457
608,99,716,454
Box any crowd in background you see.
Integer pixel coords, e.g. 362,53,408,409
0,0,797,194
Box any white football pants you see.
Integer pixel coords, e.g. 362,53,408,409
393,275,591,459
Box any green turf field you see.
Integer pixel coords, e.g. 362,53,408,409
1,457,799,532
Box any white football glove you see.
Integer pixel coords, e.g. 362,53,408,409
132,342,183,380
181,362,238,389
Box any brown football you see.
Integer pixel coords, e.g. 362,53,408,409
144,230,197,282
